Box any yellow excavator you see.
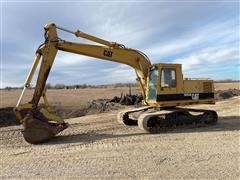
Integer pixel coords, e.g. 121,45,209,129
14,23,218,144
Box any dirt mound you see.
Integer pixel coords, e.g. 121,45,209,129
109,94,143,105
0,100,123,127
54,94,143,119
0,107,20,127
215,89,240,100
53,99,123,119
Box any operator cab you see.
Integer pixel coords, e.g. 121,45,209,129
146,64,183,105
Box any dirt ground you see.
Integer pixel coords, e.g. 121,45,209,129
0,99,239,179
214,82,239,90
0,82,239,179
0,87,140,109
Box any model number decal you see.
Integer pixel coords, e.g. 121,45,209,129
184,93,199,100
103,50,113,57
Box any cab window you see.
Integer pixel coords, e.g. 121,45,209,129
161,68,176,88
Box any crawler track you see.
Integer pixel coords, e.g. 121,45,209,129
138,108,218,133
118,107,218,133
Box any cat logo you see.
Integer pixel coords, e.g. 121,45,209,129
103,50,113,57
191,93,199,100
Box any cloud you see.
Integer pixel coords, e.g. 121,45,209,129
145,19,238,61
54,52,93,67
143,17,239,80
174,44,238,71
100,64,136,83
1,2,239,88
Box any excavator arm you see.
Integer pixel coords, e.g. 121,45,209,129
14,23,151,144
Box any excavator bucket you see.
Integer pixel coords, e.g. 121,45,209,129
22,111,68,144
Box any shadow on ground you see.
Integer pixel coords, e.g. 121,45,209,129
47,116,240,145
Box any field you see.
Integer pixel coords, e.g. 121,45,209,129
1,82,239,108
0,82,239,179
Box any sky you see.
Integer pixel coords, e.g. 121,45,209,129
0,1,239,88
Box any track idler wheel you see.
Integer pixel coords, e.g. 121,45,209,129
117,111,138,126
138,114,161,133
22,113,68,144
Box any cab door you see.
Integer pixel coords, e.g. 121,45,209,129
147,67,158,102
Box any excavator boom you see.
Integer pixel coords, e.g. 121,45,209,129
14,23,151,144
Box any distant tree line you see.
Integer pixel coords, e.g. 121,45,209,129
214,79,240,83
3,79,239,90
45,83,138,89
